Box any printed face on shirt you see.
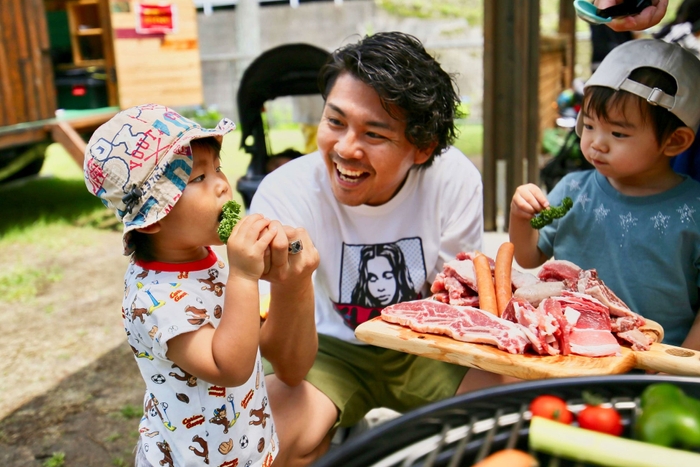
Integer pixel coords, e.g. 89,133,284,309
365,256,397,305
579,98,672,188
154,144,233,256
316,72,432,206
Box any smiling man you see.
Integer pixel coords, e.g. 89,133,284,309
250,32,490,466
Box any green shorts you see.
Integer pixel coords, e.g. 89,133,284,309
264,333,469,428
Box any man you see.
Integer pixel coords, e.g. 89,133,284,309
251,32,505,466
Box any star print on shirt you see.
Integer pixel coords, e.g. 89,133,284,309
567,179,582,192
677,204,696,225
594,203,610,223
618,212,638,247
650,211,670,234
576,193,592,211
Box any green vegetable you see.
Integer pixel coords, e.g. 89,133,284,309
634,383,700,449
217,200,242,243
530,197,573,229
529,416,700,467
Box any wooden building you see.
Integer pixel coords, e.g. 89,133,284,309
0,0,205,176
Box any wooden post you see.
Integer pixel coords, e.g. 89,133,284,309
483,1,540,231
559,0,577,90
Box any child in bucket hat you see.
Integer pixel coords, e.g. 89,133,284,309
509,39,700,350
84,104,320,466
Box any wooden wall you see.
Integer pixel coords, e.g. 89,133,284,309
110,0,203,109
0,0,57,127
539,35,569,138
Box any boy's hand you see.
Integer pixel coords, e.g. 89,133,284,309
262,221,319,286
511,184,550,222
225,214,277,280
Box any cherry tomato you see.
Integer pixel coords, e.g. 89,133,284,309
529,395,573,424
577,405,623,436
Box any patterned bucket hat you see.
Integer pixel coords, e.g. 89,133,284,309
83,104,236,255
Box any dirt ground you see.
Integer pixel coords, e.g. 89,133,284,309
0,227,145,466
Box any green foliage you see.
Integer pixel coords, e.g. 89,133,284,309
179,106,225,128
43,452,66,467
376,0,483,25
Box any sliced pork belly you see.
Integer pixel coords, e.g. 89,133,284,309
568,328,621,357
538,259,582,282
381,299,530,354
540,298,572,355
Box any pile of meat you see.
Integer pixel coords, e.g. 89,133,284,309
381,253,653,357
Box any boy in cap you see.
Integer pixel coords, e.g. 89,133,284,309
84,104,320,466
510,39,700,350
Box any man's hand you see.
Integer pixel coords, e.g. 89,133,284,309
596,0,668,31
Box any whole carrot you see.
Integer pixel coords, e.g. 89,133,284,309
495,242,515,316
474,253,498,315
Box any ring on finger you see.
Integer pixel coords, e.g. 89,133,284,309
288,239,303,255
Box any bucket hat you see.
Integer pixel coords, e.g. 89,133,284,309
576,39,700,136
83,104,236,254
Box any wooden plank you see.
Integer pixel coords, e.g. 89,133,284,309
97,0,118,107
0,128,50,151
24,0,49,121
14,0,40,123
50,120,87,166
1,0,25,124
0,21,11,126
32,0,57,119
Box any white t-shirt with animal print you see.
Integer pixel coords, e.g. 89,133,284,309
123,247,277,467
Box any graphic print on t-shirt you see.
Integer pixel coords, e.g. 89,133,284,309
332,238,426,329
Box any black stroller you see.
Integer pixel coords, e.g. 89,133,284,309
235,43,331,208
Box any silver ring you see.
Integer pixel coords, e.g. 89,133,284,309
288,239,303,255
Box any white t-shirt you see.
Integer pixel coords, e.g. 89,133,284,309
251,147,483,343
123,248,278,467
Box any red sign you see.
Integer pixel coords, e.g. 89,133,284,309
136,3,177,34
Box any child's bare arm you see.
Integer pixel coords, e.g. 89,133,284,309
681,303,700,351
509,183,549,269
167,214,277,388
260,223,320,387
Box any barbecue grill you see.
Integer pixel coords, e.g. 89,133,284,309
311,375,700,467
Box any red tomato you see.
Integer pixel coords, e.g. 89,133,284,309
577,405,623,436
529,395,573,424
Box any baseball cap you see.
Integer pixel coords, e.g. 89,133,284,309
83,104,236,255
576,39,700,136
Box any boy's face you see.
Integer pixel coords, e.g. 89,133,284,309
316,72,433,207
580,98,672,187
156,144,232,250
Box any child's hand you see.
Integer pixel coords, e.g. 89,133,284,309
511,183,550,222
261,221,319,286
225,214,277,280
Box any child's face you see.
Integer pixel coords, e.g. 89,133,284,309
156,144,232,249
580,98,671,186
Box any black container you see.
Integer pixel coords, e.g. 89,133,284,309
54,67,108,110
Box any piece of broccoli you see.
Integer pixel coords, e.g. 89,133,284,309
530,196,573,229
217,200,242,243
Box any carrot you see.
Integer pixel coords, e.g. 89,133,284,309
494,242,515,316
474,253,498,315
472,449,538,467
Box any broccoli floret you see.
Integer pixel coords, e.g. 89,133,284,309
217,200,242,243
530,196,573,229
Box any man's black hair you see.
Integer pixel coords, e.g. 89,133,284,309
318,31,462,168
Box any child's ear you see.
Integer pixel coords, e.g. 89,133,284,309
136,222,161,234
662,127,695,157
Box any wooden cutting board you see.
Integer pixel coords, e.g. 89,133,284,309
355,317,700,379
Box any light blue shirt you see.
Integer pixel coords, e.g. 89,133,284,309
538,170,700,346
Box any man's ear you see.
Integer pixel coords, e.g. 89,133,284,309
414,142,438,165
136,222,161,234
662,127,695,157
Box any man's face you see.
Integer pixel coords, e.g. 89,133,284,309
316,73,433,206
